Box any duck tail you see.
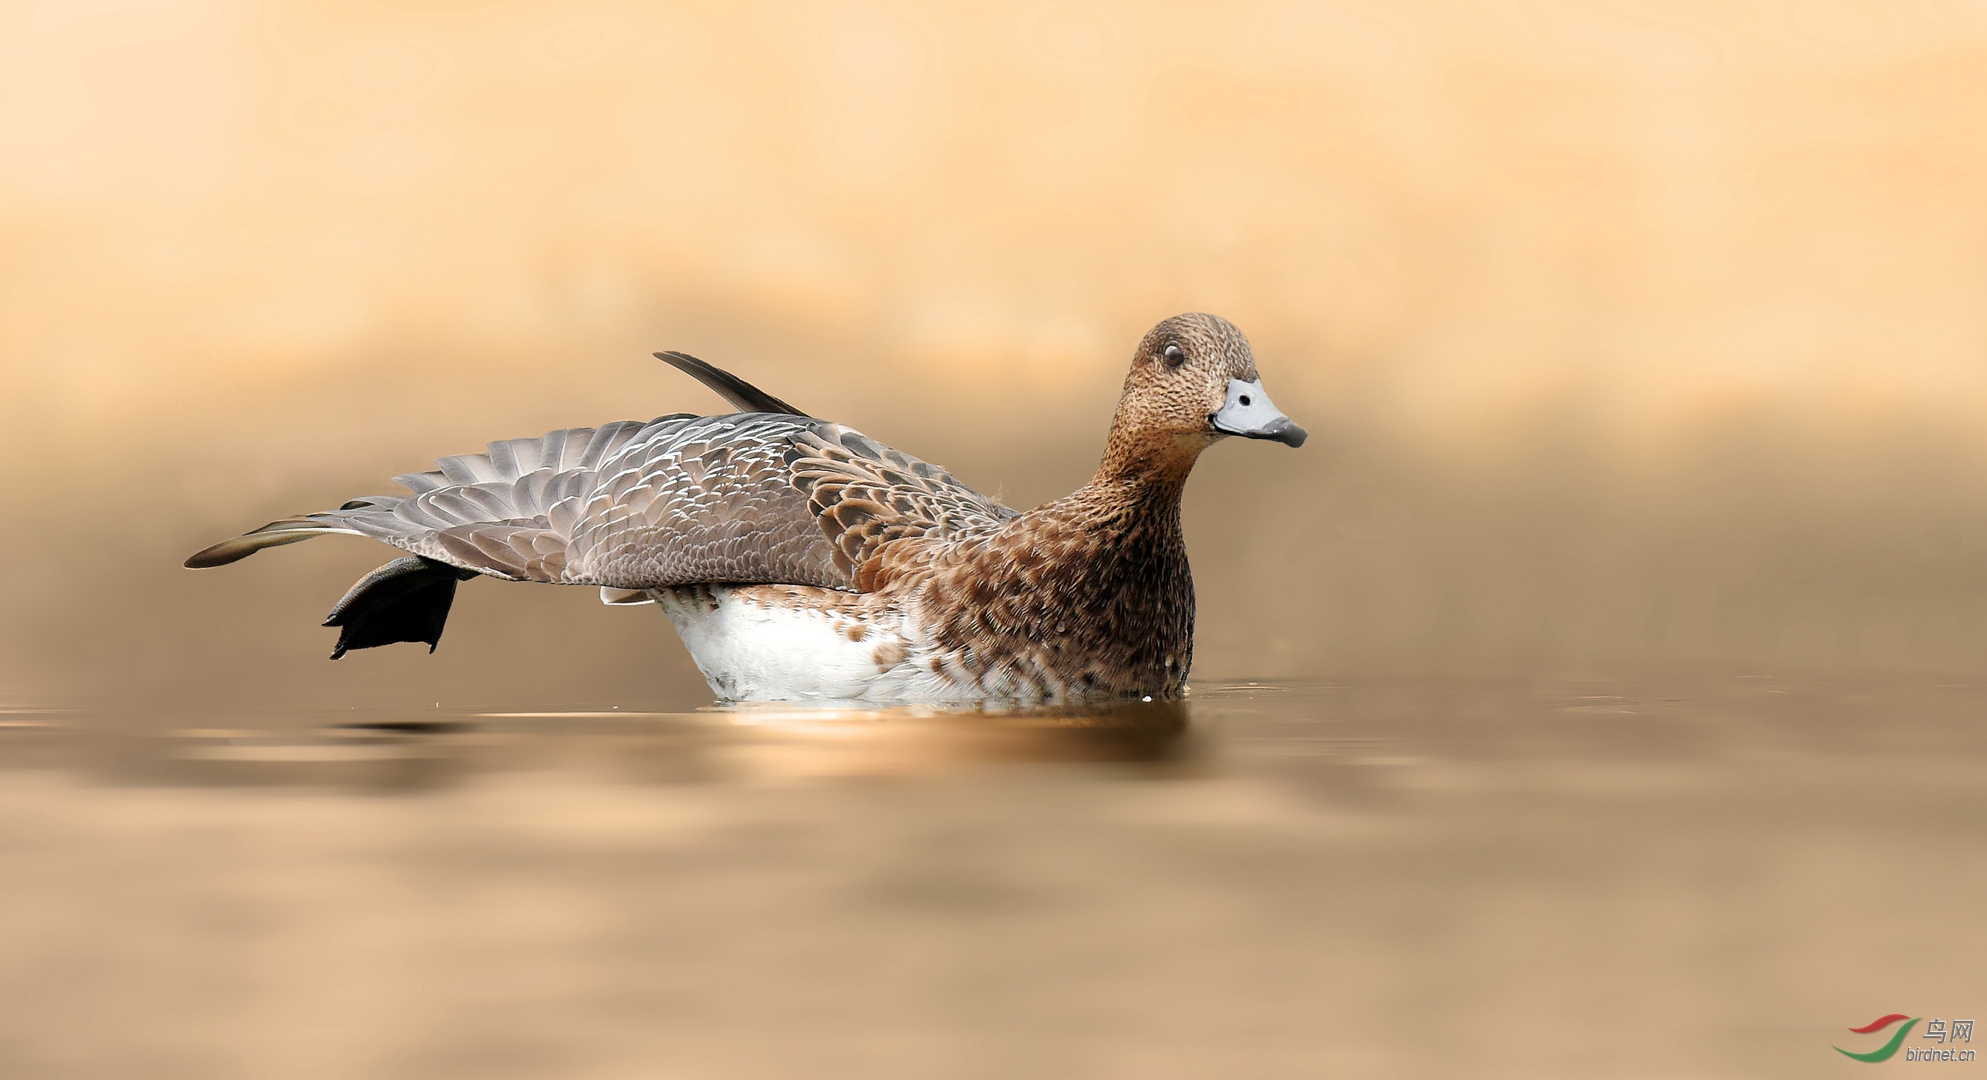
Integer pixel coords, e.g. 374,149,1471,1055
654,351,811,417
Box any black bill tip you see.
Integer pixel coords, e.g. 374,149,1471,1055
1237,417,1306,447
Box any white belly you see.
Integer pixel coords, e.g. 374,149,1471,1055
651,585,977,703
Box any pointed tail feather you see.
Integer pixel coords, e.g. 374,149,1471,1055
654,351,809,417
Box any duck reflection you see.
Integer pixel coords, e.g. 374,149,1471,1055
699,697,1198,783
72,697,1199,792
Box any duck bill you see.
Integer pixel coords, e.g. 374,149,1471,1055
1210,379,1307,447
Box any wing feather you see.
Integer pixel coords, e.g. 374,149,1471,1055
189,407,1015,593
783,423,1018,589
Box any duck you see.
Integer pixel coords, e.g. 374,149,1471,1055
186,313,1305,703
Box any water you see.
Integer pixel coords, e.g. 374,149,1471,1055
1,675,1982,1078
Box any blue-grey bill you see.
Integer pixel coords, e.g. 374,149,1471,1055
1209,378,1307,447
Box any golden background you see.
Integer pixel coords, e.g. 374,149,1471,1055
6,0,1987,705
3,6,1985,1076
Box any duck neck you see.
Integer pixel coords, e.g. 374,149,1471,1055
1050,421,1206,579
1088,417,1209,506
1017,420,1198,695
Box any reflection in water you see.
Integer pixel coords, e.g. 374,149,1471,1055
0,676,1982,1078
14,697,1199,794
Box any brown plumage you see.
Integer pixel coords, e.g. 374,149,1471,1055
185,313,1305,702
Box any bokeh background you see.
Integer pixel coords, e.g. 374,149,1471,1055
6,0,1987,704
6,6,1987,1079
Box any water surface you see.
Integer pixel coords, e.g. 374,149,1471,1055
1,675,1981,1078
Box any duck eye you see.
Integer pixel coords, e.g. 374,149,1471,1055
1161,344,1186,368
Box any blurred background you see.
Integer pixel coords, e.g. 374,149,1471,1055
5,4,1987,1078
7,0,1987,709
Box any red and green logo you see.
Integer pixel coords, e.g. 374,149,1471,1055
1835,1014,1919,1062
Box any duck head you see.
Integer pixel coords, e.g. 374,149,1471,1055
1099,313,1306,482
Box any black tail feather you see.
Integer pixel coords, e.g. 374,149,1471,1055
323,557,478,660
653,351,810,417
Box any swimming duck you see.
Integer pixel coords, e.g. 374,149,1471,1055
186,313,1305,703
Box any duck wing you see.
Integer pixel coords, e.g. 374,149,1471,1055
189,413,841,586
187,415,1016,593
